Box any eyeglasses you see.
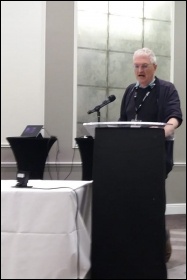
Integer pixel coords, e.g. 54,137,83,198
133,64,153,70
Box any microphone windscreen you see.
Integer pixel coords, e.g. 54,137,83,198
108,95,116,102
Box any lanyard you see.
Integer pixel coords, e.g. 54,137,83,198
134,90,150,121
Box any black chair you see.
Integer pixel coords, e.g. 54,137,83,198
75,136,94,180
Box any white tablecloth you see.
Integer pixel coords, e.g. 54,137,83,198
1,180,92,279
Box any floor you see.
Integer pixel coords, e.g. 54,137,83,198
166,214,186,279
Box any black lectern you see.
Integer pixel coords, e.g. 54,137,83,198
7,137,57,179
83,122,167,279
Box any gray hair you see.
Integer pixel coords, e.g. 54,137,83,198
133,47,157,65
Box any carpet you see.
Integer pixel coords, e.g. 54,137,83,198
166,215,186,279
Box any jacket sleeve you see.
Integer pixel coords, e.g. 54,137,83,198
157,79,183,126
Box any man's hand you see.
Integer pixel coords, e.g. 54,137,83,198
164,124,175,139
164,118,179,139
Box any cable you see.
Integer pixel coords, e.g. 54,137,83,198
63,144,76,180
46,137,53,180
55,138,60,179
42,127,60,180
42,127,77,182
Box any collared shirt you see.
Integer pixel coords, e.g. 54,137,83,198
135,78,156,89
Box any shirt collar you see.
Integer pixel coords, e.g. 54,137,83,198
135,78,156,89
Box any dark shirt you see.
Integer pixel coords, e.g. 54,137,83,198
119,76,183,176
119,77,183,125
125,85,158,121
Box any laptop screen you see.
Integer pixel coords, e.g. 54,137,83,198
21,125,43,137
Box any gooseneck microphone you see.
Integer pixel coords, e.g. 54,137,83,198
87,95,116,114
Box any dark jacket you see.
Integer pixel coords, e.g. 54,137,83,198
119,77,183,176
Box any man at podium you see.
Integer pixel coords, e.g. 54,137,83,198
119,47,183,263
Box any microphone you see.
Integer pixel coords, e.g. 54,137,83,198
87,95,116,114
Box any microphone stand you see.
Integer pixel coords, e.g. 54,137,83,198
97,110,101,122
92,106,101,122
87,95,116,121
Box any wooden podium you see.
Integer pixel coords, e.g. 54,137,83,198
7,136,57,179
83,122,167,279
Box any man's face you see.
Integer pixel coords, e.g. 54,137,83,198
133,54,157,87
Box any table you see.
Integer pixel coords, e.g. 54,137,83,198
1,180,92,279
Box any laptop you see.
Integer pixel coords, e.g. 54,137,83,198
21,125,43,138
